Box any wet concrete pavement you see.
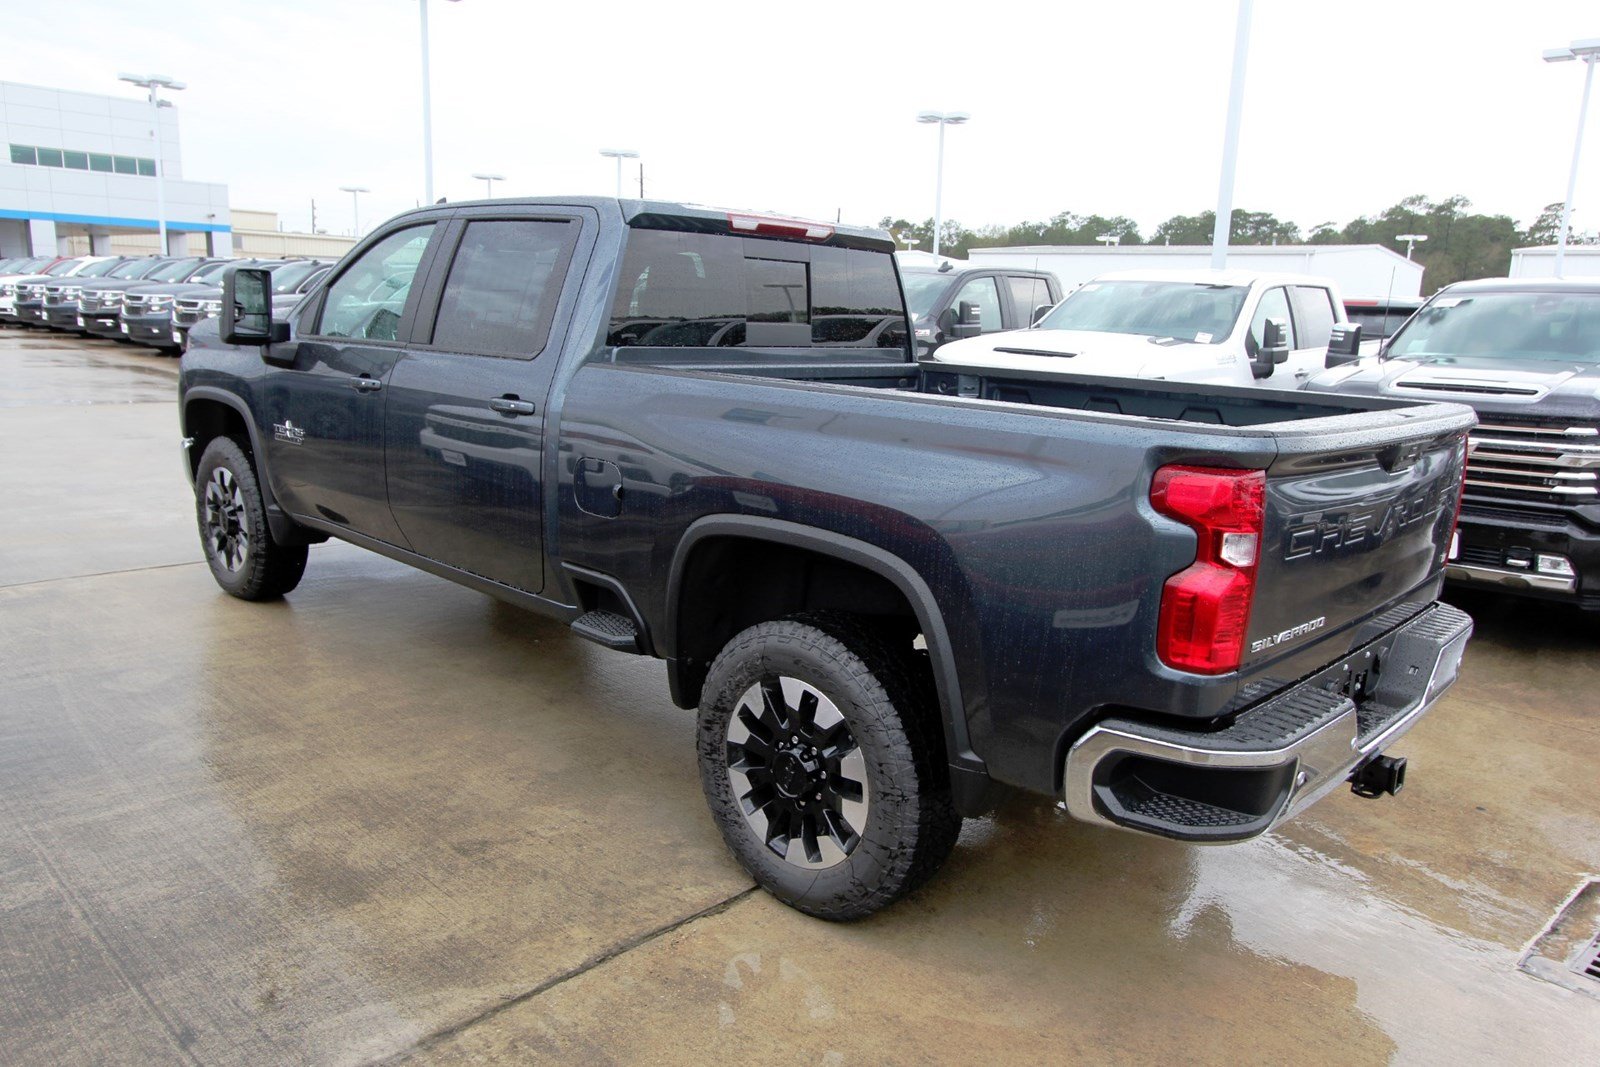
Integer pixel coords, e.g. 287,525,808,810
2,329,1598,1065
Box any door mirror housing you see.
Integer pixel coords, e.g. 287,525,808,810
221,267,289,346
1031,303,1052,325
1251,317,1291,378
950,300,982,340
1325,322,1363,367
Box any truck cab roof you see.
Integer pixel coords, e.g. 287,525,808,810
1089,267,1342,289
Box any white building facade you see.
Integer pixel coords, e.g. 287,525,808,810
1508,246,1600,279
964,244,1426,300
0,80,229,258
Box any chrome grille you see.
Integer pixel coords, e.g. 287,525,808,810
1465,422,1600,504
173,299,205,326
79,292,103,313
122,294,148,313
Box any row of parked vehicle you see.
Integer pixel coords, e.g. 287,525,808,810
913,255,1599,615
0,253,332,353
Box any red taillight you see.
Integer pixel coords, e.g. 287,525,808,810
1151,465,1266,674
727,212,835,241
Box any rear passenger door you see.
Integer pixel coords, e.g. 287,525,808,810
1004,274,1056,327
383,211,590,595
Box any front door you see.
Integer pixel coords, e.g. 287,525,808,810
261,223,440,545
383,215,582,594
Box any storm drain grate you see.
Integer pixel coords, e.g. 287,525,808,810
1520,878,1600,999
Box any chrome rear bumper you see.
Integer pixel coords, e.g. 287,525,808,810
1061,602,1473,843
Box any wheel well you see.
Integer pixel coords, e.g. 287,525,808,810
184,398,253,481
673,536,923,709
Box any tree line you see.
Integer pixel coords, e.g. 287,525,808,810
879,196,1593,291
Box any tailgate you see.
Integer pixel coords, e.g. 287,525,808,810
1243,428,1468,668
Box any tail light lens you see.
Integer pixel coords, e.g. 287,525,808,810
1151,465,1266,674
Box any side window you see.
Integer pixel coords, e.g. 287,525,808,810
1289,286,1337,349
953,276,1003,333
1007,276,1054,324
314,224,436,342
429,219,575,357
1249,287,1297,351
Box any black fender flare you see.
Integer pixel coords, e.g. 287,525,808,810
182,386,319,547
665,515,993,812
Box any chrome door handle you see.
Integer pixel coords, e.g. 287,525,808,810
488,397,536,416
350,377,383,392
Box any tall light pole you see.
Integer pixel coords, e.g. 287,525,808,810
916,111,969,258
1544,38,1600,275
339,186,369,236
599,149,639,197
419,0,462,204
117,73,184,255
471,172,504,198
1211,0,1254,269
1395,233,1428,260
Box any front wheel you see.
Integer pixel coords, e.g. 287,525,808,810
194,436,307,601
697,613,961,920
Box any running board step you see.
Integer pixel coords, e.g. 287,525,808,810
571,609,642,652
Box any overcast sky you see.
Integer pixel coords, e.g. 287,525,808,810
9,0,1599,241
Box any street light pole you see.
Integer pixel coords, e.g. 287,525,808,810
917,111,970,258
1395,233,1428,260
599,149,639,198
471,172,504,198
417,0,461,204
339,186,369,236
118,73,184,255
1210,0,1254,269
1545,39,1600,276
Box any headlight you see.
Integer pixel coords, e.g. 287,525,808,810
202,300,222,315
105,292,123,306
63,286,82,299
147,296,173,309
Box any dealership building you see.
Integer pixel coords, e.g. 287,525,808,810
0,79,230,258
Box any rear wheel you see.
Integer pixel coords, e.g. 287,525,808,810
697,613,961,920
194,436,307,600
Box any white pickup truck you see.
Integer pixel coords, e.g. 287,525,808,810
930,268,1352,390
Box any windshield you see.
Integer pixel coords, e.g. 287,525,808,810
110,259,160,279
269,261,322,294
49,259,88,276
900,271,952,320
75,259,123,278
1387,291,1600,365
147,258,204,283
190,260,234,285
1036,280,1248,344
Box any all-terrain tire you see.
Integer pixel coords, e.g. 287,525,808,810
697,612,962,920
194,436,308,600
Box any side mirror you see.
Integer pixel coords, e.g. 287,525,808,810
221,267,288,346
935,306,957,340
950,300,982,340
1251,317,1291,378
1325,322,1363,367
1031,303,1052,325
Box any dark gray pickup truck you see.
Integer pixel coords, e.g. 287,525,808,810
1310,277,1600,609
179,197,1474,918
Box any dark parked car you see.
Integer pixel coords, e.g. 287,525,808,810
1310,277,1600,609
77,257,220,339
4,257,125,325
170,259,332,350
899,259,1061,356
180,197,1472,918
43,256,171,331
118,258,267,351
